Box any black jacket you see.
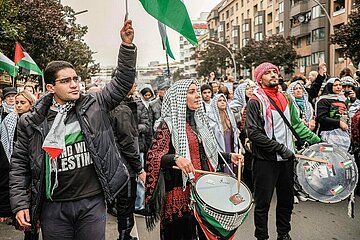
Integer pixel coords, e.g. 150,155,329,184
110,103,141,177
9,44,136,229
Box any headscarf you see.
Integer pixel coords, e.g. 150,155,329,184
208,94,239,153
230,80,256,110
287,81,313,122
158,79,218,184
254,62,279,85
139,83,154,109
318,78,346,102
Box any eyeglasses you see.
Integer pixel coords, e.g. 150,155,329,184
54,76,81,84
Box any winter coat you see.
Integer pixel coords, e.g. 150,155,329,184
110,103,141,177
149,97,162,127
246,93,320,162
9,44,137,230
135,97,151,153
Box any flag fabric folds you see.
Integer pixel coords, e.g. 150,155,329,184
0,52,18,77
14,42,43,76
139,0,198,46
158,22,175,59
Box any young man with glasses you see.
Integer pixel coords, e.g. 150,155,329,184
9,20,136,240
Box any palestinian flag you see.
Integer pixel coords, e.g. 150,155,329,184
319,144,333,152
331,185,344,196
14,42,43,75
0,52,18,77
340,160,353,168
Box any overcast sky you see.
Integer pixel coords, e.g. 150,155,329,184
61,0,220,67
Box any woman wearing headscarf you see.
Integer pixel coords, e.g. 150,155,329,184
287,81,316,131
144,79,243,240
230,80,256,126
207,94,239,173
315,78,350,149
0,91,36,240
230,80,256,192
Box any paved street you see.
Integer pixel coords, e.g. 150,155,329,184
1,197,359,240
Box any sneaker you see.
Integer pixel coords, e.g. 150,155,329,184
277,233,292,240
294,196,299,204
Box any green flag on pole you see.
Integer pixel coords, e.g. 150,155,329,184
0,52,18,77
158,22,175,60
139,0,198,46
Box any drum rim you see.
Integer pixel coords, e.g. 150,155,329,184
193,174,253,215
295,143,359,203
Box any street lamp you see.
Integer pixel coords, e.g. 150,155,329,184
207,40,237,81
311,0,335,76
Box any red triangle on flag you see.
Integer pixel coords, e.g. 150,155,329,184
42,147,64,160
319,146,325,152
14,42,25,65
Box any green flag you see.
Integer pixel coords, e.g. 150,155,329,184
139,0,198,46
158,22,175,60
0,52,18,77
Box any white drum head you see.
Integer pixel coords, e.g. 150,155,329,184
194,174,252,213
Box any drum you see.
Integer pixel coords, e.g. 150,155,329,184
192,174,253,239
295,143,358,203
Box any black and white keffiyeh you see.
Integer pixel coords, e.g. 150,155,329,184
230,80,256,110
0,111,18,161
287,81,313,122
157,79,218,185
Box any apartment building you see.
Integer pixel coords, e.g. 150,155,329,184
206,0,359,78
179,12,209,78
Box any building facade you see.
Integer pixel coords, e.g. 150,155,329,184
205,0,359,79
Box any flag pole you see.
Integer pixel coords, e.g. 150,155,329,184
124,0,129,21
165,51,170,82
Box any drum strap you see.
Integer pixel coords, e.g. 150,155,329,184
268,97,303,149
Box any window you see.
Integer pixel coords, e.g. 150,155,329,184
255,15,263,25
306,35,311,45
279,2,284,13
236,3,239,11
231,7,234,16
311,51,325,65
267,29,273,35
226,10,229,18
241,0,244,7
241,13,244,20
232,29,238,37
260,0,263,10
255,32,263,41
247,9,250,18
242,38,249,46
267,13,273,24
297,38,302,48
312,28,325,41
236,17,239,25
242,23,250,32
279,21,284,32
218,24,224,32
312,5,325,19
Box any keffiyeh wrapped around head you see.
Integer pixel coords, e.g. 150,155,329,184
158,79,218,177
287,81,313,122
231,80,256,110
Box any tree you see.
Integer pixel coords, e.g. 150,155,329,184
0,0,98,79
331,6,360,67
236,35,298,75
196,44,230,78
172,68,186,82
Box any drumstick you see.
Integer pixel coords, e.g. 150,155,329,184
172,166,228,176
295,154,328,163
237,164,241,194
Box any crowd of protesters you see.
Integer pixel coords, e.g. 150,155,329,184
0,19,360,240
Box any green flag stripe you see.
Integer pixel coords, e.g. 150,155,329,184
65,130,84,145
17,59,42,75
165,36,175,59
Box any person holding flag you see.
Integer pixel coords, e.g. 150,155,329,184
9,19,136,240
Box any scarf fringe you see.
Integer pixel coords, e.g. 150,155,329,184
145,172,166,231
51,160,59,196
